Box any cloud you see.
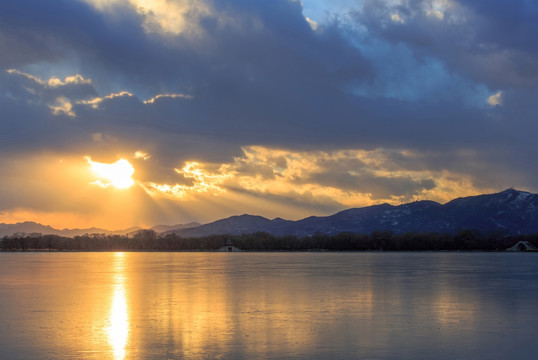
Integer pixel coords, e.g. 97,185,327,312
222,147,475,205
143,93,193,104
136,146,504,212
145,161,232,200
487,91,502,106
48,74,92,87
77,91,134,109
391,13,405,24
305,17,319,31
3,69,97,116
49,96,75,117
0,0,538,227
82,0,213,36
134,151,150,160
353,0,538,89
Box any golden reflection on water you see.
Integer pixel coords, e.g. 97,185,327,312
433,288,477,328
0,253,531,359
106,252,129,360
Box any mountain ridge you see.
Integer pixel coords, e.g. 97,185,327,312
166,188,538,237
0,221,200,238
2,189,537,238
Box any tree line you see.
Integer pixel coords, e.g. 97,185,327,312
2,229,537,252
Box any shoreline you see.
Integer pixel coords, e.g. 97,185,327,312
1,249,536,253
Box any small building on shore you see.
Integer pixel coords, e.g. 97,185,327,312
217,238,242,252
506,241,538,252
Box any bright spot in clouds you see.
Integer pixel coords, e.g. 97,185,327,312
50,96,75,117
83,0,212,35
391,14,404,23
305,17,319,31
134,151,150,160
87,157,135,189
487,91,503,106
143,93,193,104
146,161,231,199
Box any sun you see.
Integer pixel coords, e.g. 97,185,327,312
87,157,135,189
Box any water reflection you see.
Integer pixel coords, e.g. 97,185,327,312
433,289,477,328
0,253,537,359
106,252,129,360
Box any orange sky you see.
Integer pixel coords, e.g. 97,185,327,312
0,147,494,230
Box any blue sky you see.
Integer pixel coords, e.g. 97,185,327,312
1,0,537,229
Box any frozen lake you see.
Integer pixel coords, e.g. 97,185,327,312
0,252,537,359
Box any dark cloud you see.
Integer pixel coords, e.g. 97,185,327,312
355,0,538,89
309,170,436,200
306,155,436,199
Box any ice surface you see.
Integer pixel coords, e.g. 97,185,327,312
0,252,537,359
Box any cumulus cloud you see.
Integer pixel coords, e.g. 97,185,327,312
47,74,91,87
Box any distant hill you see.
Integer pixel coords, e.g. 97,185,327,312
150,222,201,233
2,189,537,238
166,189,538,237
0,222,199,238
0,221,61,238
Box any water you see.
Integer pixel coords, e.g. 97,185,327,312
0,252,537,359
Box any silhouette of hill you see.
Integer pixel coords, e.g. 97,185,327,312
2,189,537,238
166,189,538,237
0,222,199,238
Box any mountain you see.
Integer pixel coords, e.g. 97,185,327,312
2,189,537,238
0,222,134,238
0,221,61,238
151,222,201,233
126,222,202,238
168,189,538,237
164,215,291,238
0,222,199,238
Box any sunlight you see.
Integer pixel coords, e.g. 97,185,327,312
87,157,135,189
106,252,129,360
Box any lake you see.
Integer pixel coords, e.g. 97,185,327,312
0,252,537,359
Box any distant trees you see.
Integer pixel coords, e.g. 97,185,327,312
1,230,536,252
1,234,68,251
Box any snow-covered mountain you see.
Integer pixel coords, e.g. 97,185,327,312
167,189,538,237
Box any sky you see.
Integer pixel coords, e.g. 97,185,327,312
1,0,537,230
